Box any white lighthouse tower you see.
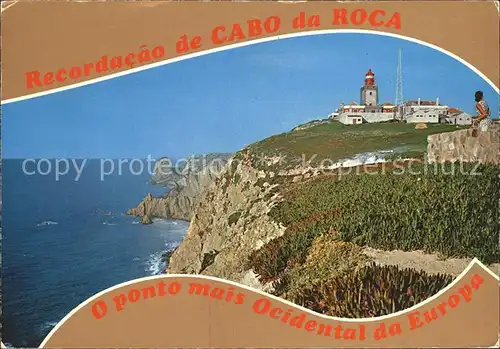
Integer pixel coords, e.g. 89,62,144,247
360,69,378,107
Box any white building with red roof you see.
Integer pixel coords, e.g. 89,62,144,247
333,69,397,125
330,69,463,125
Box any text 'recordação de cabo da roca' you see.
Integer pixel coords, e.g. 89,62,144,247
24,8,401,90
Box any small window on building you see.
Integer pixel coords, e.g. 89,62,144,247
369,92,372,95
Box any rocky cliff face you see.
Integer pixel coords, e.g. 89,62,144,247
165,126,500,289
427,124,500,164
166,153,286,290
126,153,232,221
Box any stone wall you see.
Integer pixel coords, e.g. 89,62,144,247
426,124,500,164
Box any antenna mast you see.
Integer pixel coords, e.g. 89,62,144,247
395,48,404,106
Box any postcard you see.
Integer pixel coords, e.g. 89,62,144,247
1,1,499,347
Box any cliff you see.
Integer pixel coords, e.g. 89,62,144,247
126,153,232,221
166,154,286,289
165,123,500,293
427,124,500,164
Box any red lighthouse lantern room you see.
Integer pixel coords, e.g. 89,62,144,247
365,69,375,86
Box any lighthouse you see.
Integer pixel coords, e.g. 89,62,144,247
360,69,379,107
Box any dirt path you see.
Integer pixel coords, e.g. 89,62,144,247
363,247,500,277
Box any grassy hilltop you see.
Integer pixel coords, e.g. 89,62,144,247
245,121,462,169
227,120,500,317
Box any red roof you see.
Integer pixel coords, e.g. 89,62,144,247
448,107,462,113
365,69,374,76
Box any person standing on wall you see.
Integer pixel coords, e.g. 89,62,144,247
472,90,491,132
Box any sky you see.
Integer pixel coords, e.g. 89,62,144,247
2,33,498,159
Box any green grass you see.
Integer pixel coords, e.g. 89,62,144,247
243,121,496,316
247,122,464,169
276,163,500,262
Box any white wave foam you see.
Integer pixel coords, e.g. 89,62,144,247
43,321,58,329
152,218,169,224
36,221,58,227
131,221,140,225
145,252,165,276
165,241,181,250
102,221,117,226
143,241,181,276
38,320,58,334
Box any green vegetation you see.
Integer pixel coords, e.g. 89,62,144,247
271,163,500,263
233,173,241,185
248,162,500,304
247,122,463,170
247,227,318,283
243,181,251,191
293,262,453,318
228,211,242,226
201,250,219,272
241,121,497,317
279,235,370,300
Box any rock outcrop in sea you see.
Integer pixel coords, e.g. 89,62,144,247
126,153,232,221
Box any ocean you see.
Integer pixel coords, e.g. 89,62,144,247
1,159,189,347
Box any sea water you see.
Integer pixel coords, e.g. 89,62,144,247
1,159,188,347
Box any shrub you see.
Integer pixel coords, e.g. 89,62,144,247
228,211,242,226
233,173,241,185
282,236,370,299
293,262,453,318
249,210,345,283
247,228,318,283
243,181,250,191
269,163,500,264
200,250,219,272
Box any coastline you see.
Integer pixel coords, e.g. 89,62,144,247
127,124,500,311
